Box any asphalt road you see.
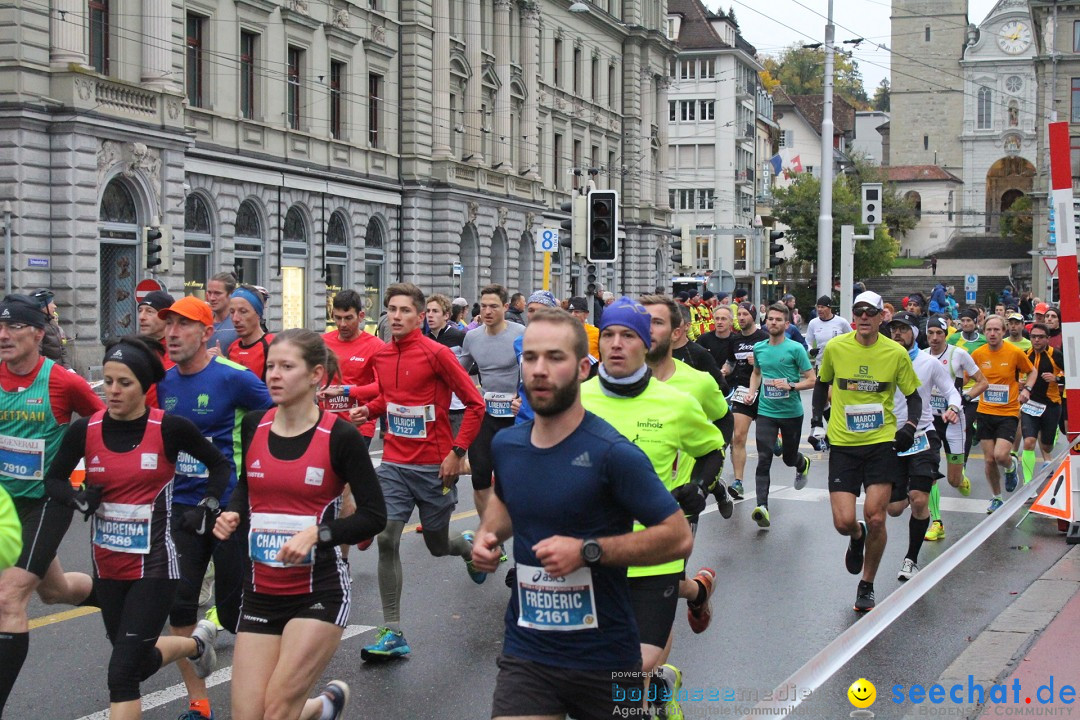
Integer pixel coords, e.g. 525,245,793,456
9,429,1073,720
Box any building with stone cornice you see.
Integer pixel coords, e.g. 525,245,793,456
0,0,674,369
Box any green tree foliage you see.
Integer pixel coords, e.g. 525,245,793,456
1000,194,1033,245
760,44,869,108
772,162,914,279
872,78,890,112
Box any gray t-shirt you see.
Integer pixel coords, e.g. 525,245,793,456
459,323,525,406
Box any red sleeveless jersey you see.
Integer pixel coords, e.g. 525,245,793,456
85,408,178,580
244,409,347,595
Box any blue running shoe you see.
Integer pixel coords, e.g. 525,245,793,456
462,531,487,584
1004,464,1019,493
728,479,744,500
361,627,411,661
987,495,1004,514
773,436,783,457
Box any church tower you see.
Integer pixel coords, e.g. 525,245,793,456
890,0,969,172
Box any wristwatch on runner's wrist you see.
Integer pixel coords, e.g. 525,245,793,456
317,524,334,545
581,538,603,567
452,445,467,458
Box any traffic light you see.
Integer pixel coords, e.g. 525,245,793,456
669,225,692,267
586,263,599,295
768,229,785,268
559,195,587,254
861,183,883,226
143,225,164,271
587,190,619,262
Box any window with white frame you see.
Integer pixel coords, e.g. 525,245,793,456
233,200,264,286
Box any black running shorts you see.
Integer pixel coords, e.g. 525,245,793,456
976,413,1018,443
237,586,350,635
490,653,643,720
627,572,682,648
828,442,898,497
468,414,515,490
13,495,73,578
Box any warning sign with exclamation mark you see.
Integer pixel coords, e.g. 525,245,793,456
1030,460,1073,520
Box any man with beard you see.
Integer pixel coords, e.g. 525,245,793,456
579,296,726,719
745,303,816,527
473,307,692,720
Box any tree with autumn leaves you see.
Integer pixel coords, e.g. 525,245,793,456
760,44,870,109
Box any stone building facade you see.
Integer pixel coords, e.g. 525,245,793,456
890,0,969,175
0,0,673,370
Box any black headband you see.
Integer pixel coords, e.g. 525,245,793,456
103,339,164,393
0,294,47,328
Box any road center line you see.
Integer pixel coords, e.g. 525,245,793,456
73,624,376,720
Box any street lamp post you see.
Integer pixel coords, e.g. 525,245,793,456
817,0,835,301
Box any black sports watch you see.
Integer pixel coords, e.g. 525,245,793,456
317,524,334,545
451,445,467,459
581,538,603,567
198,496,220,514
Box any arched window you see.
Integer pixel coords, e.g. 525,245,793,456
234,199,264,286
977,87,992,129
100,180,138,224
518,231,534,292
490,228,508,287
184,194,214,298
99,178,141,342
283,206,308,256
364,218,386,322
325,211,350,327
905,191,922,221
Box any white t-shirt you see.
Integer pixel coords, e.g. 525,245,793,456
806,315,851,365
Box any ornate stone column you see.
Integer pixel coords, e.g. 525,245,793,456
493,0,512,168
50,0,86,68
142,0,174,89
521,2,541,178
433,0,453,159
463,0,484,164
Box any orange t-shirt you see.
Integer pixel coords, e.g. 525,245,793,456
971,342,1034,416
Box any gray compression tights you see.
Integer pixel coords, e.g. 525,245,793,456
375,520,472,625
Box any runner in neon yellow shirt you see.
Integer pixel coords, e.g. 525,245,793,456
0,486,20,571
580,296,726,720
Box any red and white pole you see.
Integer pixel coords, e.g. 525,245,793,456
1048,122,1080,444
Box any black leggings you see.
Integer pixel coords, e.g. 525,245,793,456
754,415,806,506
716,410,734,447
170,508,245,631
96,577,179,703
963,401,977,460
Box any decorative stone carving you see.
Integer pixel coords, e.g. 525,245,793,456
494,0,512,8
521,2,541,21
467,201,479,224
74,77,93,101
371,24,387,45
525,211,536,229
332,8,350,28
288,0,309,14
97,141,122,179
498,206,508,227
166,98,182,120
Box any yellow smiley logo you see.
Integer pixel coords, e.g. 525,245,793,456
847,678,876,708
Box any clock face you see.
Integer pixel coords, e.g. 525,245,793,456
998,20,1032,54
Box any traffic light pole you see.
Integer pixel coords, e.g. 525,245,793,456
839,224,873,316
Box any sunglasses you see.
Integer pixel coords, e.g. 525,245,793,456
852,307,881,318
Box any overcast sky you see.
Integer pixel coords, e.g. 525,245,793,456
721,0,999,94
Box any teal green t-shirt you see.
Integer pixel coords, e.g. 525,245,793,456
753,338,813,418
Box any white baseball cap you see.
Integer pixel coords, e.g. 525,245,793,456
852,291,884,311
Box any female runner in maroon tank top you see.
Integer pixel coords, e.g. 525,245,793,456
45,337,230,719
213,329,386,720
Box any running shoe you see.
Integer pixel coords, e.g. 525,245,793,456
499,544,509,563
686,567,715,634
751,505,771,528
773,436,783,456
461,531,487,584
794,456,810,491
361,627,411,660
958,474,971,497
189,620,218,680
897,558,919,582
204,605,223,632
1004,463,1019,493
728,479,744,500
845,520,866,575
198,560,214,607
924,520,945,541
657,664,684,720
853,582,875,612
713,481,733,519
319,680,350,720
987,495,1004,514
176,711,213,720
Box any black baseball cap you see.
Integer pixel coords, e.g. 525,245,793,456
138,290,175,312
568,296,588,313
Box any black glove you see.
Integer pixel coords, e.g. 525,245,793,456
808,347,820,358
71,485,103,521
893,423,917,453
671,483,707,517
179,498,221,536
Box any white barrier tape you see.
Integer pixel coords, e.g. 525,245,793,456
740,448,1068,720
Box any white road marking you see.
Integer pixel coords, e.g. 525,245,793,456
768,485,993,514
74,624,376,720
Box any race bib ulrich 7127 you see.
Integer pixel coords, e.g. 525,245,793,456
386,404,436,438
516,564,599,632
